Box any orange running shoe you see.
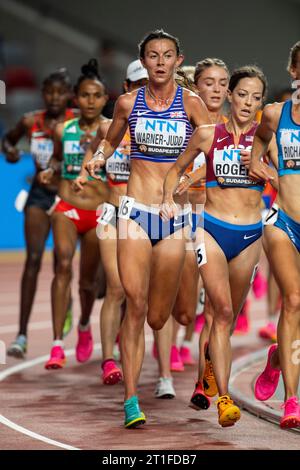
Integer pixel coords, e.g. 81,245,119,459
217,394,241,427
203,358,218,397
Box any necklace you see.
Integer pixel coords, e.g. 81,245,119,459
146,84,177,107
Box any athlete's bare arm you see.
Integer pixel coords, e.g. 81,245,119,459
86,93,134,179
73,119,111,191
249,104,282,182
161,125,214,220
2,113,34,163
38,122,64,185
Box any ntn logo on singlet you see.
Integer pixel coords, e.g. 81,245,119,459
279,129,300,166
30,138,53,168
135,118,186,149
213,148,255,186
64,141,85,154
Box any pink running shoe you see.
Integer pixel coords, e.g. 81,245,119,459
252,270,267,299
170,345,184,372
189,381,211,410
234,304,250,335
280,396,300,429
254,344,281,401
102,359,123,385
258,322,277,342
195,314,205,333
45,346,66,370
76,326,93,363
180,346,196,365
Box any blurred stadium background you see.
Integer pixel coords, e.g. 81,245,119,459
0,0,299,249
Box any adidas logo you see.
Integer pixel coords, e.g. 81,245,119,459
64,209,80,220
66,125,77,134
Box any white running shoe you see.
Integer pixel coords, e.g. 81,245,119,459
155,377,176,399
7,335,27,359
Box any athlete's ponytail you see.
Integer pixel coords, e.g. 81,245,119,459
74,58,105,94
175,67,198,93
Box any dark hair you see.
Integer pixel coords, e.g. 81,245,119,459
139,29,181,59
74,58,104,94
42,68,72,90
287,41,300,71
194,58,229,84
229,65,268,100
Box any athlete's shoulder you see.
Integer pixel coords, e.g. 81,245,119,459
63,117,78,131
263,102,284,122
23,109,44,128
116,90,139,114
182,87,201,103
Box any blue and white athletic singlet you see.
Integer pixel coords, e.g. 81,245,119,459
128,86,193,163
276,100,300,176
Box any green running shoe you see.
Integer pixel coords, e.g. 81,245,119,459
124,396,146,428
63,300,73,338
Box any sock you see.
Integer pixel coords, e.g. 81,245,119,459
78,322,90,332
182,340,192,349
53,339,64,348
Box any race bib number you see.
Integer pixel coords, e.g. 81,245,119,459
106,146,130,183
192,151,206,172
30,138,53,169
213,148,256,187
279,129,300,171
263,203,279,225
195,242,207,267
97,203,116,226
135,117,186,158
118,196,135,220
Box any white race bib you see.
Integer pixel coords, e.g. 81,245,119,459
279,129,300,171
213,148,256,187
135,117,186,157
97,203,116,226
118,196,135,220
30,138,53,169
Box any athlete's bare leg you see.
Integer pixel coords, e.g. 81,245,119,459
78,228,100,326
200,231,261,395
51,213,77,339
19,206,51,336
118,219,152,400
264,225,300,399
98,225,125,360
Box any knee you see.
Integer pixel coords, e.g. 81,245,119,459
174,311,193,327
56,254,73,278
214,305,233,328
283,291,300,318
106,284,125,304
125,293,147,321
147,316,166,330
26,250,43,271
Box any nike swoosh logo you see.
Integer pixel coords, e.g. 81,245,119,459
137,110,151,116
217,136,229,143
244,233,258,240
173,220,185,228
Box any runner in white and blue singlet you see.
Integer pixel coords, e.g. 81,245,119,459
86,29,210,429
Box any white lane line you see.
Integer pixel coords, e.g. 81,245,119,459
0,334,154,449
0,415,80,450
